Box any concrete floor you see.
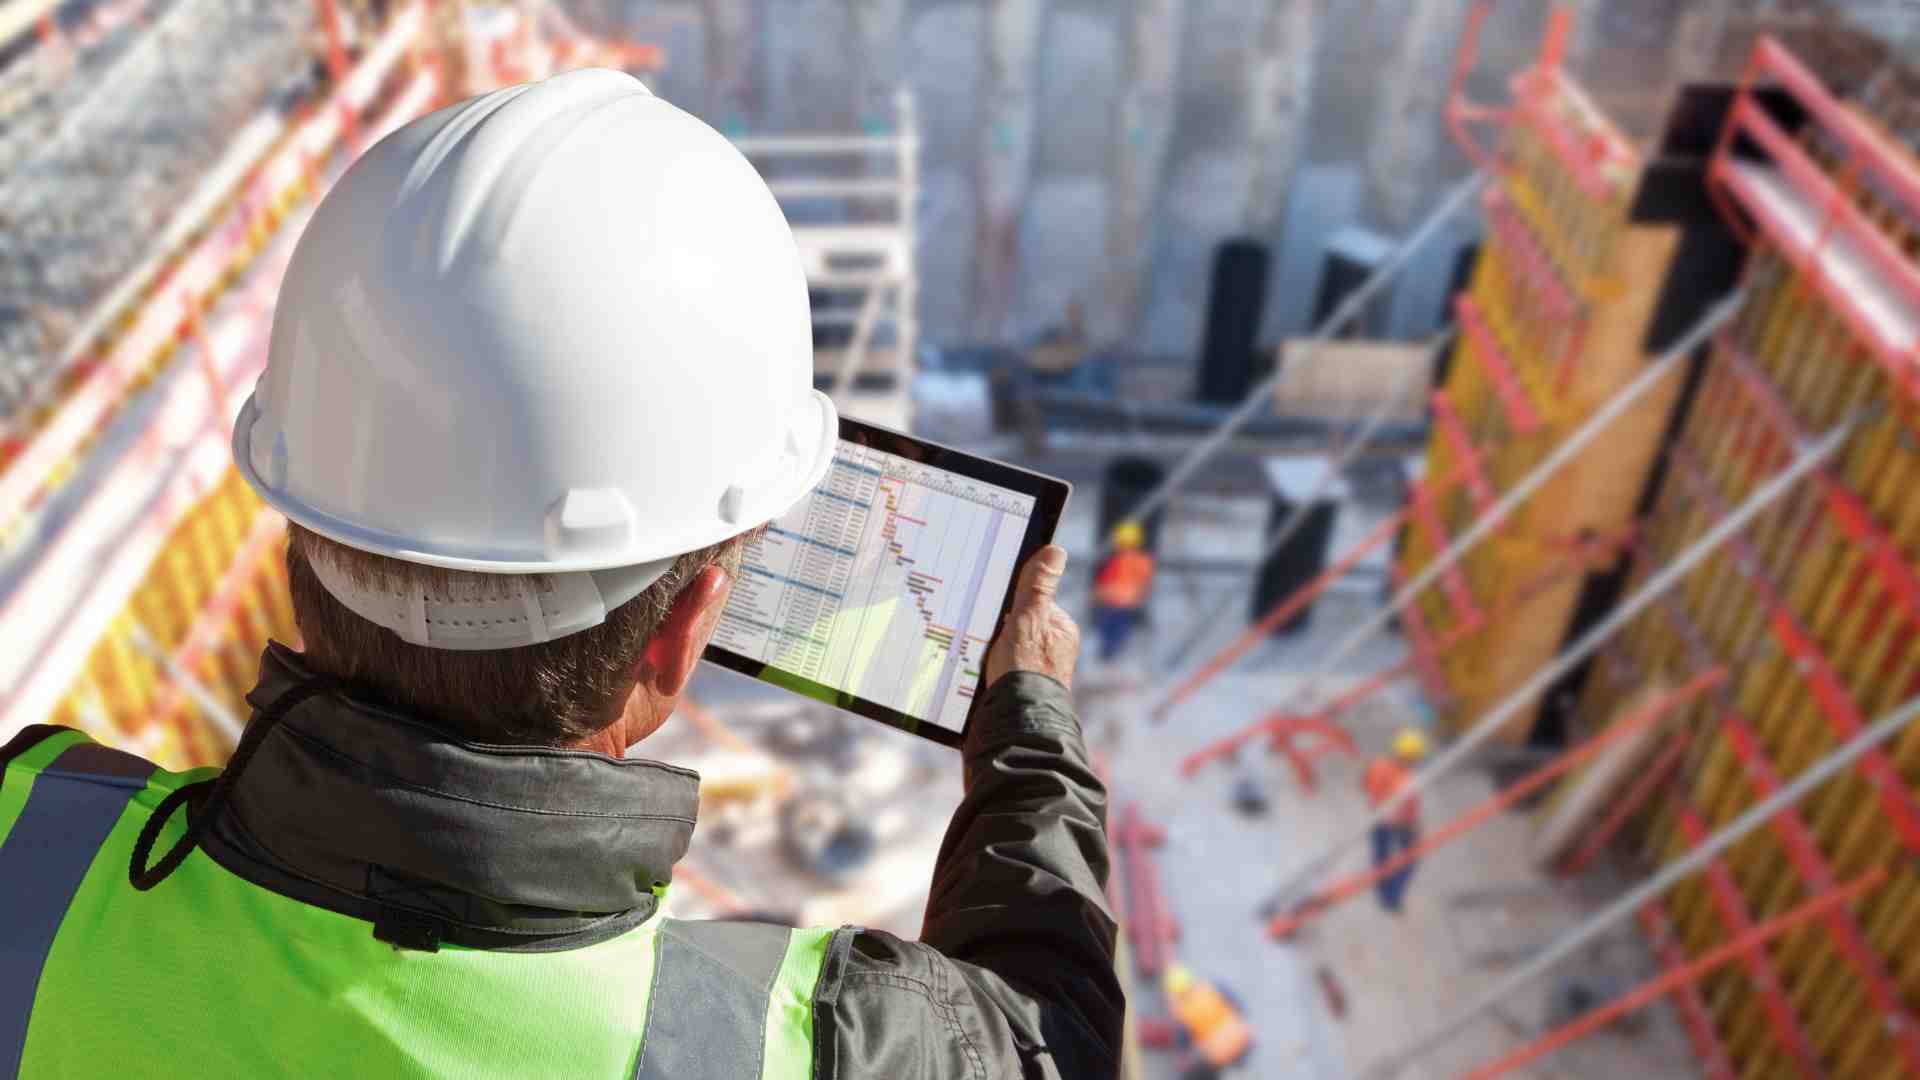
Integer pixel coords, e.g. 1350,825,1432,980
667,463,1708,1078
1076,493,1704,1080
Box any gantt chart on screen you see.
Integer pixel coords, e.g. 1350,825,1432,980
713,443,1034,732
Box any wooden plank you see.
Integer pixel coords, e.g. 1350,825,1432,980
1271,339,1429,423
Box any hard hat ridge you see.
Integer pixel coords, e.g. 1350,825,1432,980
235,69,836,649
399,69,651,274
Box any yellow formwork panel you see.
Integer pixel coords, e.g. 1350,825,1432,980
51,468,292,771
1393,69,1687,744
1568,197,1920,1074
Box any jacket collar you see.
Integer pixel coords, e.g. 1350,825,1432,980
205,644,701,950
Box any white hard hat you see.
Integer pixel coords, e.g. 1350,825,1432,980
234,69,836,648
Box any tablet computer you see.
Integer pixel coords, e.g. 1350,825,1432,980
703,416,1070,747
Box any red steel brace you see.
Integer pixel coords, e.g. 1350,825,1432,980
1508,66,1622,204
1674,806,1827,1077
1154,465,1477,722
1746,39,1920,233
1484,189,1591,395
1392,562,1456,707
1764,608,1920,850
1429,390,1496,512
1407,476,1482,627
1557,724,1688,876
1719,711,1920,1073
1179,525,1641,777
1470,874,1887,1080
1718,337,1920,634
1183,584,1517,777
1256,715,1358,794
1638,903,1740,1080
1443,1,1517,176
1635,589,1920,1074
1263,668,1724,941
1482,188,1577,325
1667,444,1920,852
317,0,360,150
1455,295,1545,436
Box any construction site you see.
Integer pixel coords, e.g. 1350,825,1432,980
4,0,1920,1076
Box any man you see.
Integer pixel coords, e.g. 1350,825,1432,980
1160,964,1252,1078
1363,727,1428,914
0,70,1120,1078
1091,520,1154,662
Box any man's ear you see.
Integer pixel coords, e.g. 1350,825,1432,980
639,563,733,699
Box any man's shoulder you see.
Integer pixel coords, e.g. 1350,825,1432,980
3,724,209,793
2,725,166,784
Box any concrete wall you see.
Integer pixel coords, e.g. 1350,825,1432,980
606,0,1912,356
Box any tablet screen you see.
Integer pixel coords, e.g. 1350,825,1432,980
711,439,1038,737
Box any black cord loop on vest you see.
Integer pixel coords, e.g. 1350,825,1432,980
129,677,339,892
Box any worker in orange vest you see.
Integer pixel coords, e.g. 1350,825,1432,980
1092,520,1155,662
1162,964,1252,1076
1364,728,1428,913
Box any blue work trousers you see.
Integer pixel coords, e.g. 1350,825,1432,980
1370,822,1419,913
1093,605,1141,662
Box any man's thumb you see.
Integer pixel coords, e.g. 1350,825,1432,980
1017,545,1068,605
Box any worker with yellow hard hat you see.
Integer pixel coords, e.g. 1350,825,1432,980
1161,963,1253,1073
1363,726,1429,914
1092,519,1155,662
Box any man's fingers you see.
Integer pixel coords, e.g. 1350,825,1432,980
1017,545,1068,606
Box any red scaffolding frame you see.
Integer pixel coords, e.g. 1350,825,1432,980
1709,39,1920,401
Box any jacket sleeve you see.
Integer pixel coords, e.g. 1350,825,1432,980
811,672,1123,1079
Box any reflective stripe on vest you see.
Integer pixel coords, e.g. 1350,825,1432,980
0,729,155,1078
0,727,835,1079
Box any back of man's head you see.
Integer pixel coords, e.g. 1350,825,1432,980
285,525,748,744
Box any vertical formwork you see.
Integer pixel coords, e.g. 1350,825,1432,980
46,475,293,772
0,5,445,769
1564,39,1920,1080
1398,31,1688,742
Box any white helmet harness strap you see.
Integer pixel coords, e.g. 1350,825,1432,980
308,554,674,651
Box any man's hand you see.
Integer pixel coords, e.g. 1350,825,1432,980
984,545,1080,691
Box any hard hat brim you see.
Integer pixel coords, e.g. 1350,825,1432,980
233,388,840,575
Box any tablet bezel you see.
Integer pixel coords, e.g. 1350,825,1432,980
701,415,1071,748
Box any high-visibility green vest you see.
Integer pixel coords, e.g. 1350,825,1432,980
0,728,832,1078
